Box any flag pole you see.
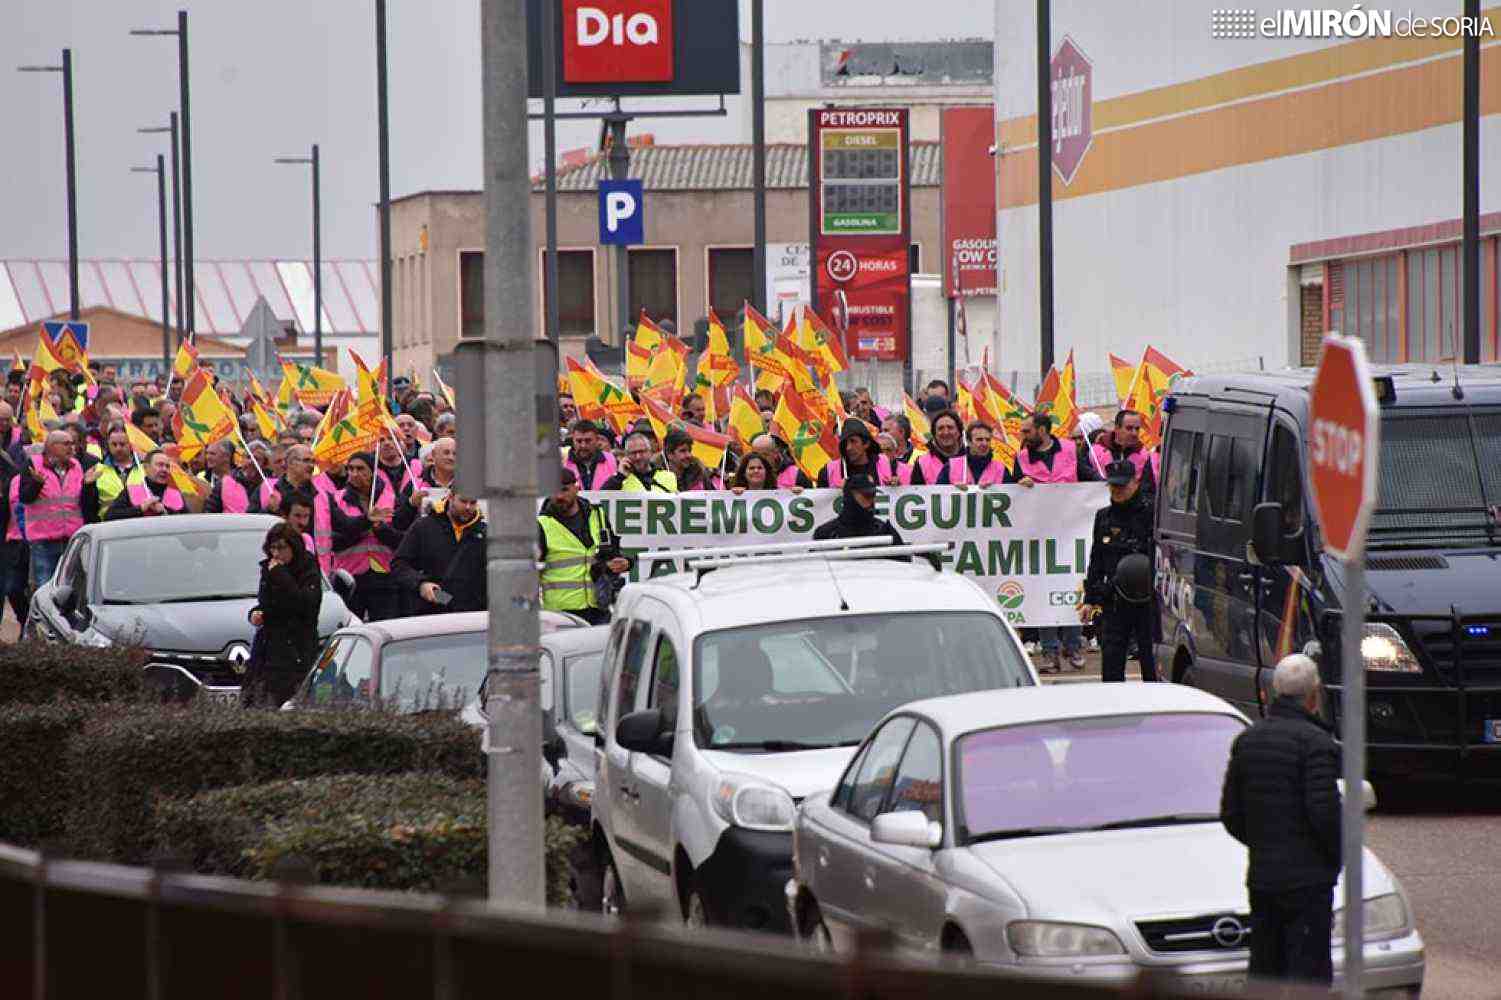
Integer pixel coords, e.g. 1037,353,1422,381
385,419,418,490
231,424,268,486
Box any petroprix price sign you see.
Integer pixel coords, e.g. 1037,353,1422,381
809,107,911,362
1307,335,1380,561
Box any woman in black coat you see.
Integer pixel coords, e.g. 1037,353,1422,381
241,522,323,707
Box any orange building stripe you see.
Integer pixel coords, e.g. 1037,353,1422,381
1001,44,1501,209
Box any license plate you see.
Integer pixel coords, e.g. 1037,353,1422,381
1178,975,1246,994
1484,719,1501,744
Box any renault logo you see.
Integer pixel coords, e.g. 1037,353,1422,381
226,643,251,675
1211,916,1248,948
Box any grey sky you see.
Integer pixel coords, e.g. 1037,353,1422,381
5,1,993,260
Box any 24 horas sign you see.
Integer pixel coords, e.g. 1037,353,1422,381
580,484,1104,627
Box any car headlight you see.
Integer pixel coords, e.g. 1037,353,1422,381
710,773,795,832
1361,624,1422,673
1333,893,1410,942
1007,921,1126,958
78,627,114,648
560,780,594,810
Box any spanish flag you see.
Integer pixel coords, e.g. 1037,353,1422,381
743,303,791,392
172,338,200,380
727,383,764,451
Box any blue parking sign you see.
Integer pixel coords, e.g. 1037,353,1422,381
598,180,644,246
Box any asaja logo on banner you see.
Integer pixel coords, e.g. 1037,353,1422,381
996,580,1026,611
563,0,673,84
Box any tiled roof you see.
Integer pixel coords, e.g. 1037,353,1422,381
0,259,378,338
535,141,942,193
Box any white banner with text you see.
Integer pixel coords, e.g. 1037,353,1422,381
580,485,1107,627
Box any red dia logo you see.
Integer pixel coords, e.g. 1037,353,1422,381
563,0,674,83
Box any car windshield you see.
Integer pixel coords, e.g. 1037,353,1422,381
98,530,268,604
1371,407,1501,546
565,652,605,733
379,632,487,711
692,612,1030,750
956,712,1243,843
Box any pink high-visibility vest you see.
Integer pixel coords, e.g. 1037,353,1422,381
309,492,335,574
1015,438,1080,484
895,459,914,485
219,475,249,514
399,459,426,492
24,455,84,542
563,448,618,491
126,482,185,513
826,455,895,488
947,454,1006,486
6,476,21,542
915,452,948,485
776,465,802,489
329,482,396,577
1087,442,1111,478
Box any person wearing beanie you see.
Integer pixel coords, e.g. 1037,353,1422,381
816,418,896,488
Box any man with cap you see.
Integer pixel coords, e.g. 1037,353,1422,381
537,468,633,625
816,418,895,488
812,473,905,549
1079,459,1159,683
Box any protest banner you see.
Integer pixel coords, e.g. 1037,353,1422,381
578,484,1106,627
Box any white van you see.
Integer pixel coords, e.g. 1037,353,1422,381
591,539,1037,932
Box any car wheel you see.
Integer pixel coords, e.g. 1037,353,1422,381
600,855,625,919
569,844,604,912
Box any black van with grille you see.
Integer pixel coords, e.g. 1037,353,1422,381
1154,366,1501,783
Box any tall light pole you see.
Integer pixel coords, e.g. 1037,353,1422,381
131,157,171,375
274,146,323,366
131,11,194,338
18,49,80,320
376,0,394,382
139,116,184,347
1035,0,1055,378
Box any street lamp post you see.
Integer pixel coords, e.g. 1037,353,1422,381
131,11,194,337
18,49,80,320
274,146,323,366
139,116,184,347
131,157,171,374
376,0,395,382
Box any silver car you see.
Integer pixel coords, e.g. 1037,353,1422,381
787,684,1423,996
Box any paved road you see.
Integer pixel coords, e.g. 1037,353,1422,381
1039,649,1498,1000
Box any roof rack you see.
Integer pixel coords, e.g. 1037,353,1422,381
684,543,950,572
638,536,897,576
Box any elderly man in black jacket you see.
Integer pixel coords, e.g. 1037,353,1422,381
1220,653,1342,987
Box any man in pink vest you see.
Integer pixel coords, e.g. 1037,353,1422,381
1100,409,1161,496
562,419,618,491
944,422,1008,486
203,439,253,514
19,429,92,585
1009,412,1101,486
325,451,404,621
908,409,965,485
104,450,189,520
817,419,896,488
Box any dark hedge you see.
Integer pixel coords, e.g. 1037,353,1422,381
0,702,91,847
151,772,581,904
65,703,484,863
0,640,147,706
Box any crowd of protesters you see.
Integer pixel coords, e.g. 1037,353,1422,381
3,358,1162,675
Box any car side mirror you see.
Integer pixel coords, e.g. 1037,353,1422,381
1336,778,1377,813
1250,503,1285,566
870,810,943,850
616,708,672,756
330,569,357,604
542,732,566,770
53,583,75,614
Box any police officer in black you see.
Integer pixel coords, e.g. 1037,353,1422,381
1079,459,1159,683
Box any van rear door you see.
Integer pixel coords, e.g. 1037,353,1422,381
1190,404,1270,716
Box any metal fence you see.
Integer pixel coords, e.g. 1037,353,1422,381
0,842,1315,1000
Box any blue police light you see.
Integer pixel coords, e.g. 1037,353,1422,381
1465,625,1491,638
1162,396,1177,414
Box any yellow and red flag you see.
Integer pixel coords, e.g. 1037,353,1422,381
1124,347,1190,448
1108,353,1136,410
167,459,211,499
172,339,200,380
727,383,764,450
1035,349,1080,437
175,369,237,457
627,311,667,389
125,421,159,457
772,387,839,481
25,401,45,442
692,309,741,421
589,361,643,436
743,303,792,392
311,388,374,468
798,308,850,377
954,380,976,424
10,352,24,374
280,357,346,408
565,356,608,425
902,393,931,443
43,325,87,374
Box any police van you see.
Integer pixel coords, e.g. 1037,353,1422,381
1155,366,1501,784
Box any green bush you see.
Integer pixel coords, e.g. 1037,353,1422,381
0,640,147,706
0,702,90,847
65,703,485,863
152,773,581,904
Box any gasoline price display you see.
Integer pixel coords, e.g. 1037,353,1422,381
818,127,904,236
822,146,901,180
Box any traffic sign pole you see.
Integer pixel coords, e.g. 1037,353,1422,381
1306,334,1380,998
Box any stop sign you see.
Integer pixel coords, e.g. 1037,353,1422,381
1307,335,1381,561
